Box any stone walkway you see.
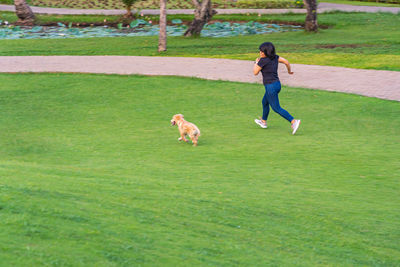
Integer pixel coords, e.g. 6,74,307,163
0,3,399,15
1,56,399,101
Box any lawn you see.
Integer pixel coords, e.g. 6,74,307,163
0,73,399,266
1,12,399,70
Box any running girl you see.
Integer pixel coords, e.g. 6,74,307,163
253,42,301,135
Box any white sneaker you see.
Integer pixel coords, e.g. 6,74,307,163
291,119,301,135
255,118,267,128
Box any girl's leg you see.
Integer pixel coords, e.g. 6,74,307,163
262,92,270,121
265,81,294,123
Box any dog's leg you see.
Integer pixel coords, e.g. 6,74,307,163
178,137,188,142
179,133,188,142
190,134,198,146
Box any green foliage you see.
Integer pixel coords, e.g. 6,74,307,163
294,0,304,8
0,0,14,4
121,0,138,6
0,0,302,9
349,0,400,3
0,73,399,266
236,0,295,8
171,19,183,24
121,0,139,16
321,0,400,6
129,19,150,28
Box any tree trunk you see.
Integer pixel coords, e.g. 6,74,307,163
158,0,167,52
14,0,35,26
184,0,217,37
124,5,133,19
304,0,318,32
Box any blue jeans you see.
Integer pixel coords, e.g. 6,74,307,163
262,81,294,122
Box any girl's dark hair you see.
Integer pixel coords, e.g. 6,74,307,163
259,42,277,60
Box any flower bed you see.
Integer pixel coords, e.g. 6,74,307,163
0,19,302,39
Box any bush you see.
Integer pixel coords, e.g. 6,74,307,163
349,0,400,3
0,0,14,4
236,0,299,9
294,0,304,8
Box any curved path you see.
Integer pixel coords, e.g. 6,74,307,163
1,56,399,101
1,4,398,101
0,3,399,15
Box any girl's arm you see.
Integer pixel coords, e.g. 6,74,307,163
253,58,262,75
278,57,294,74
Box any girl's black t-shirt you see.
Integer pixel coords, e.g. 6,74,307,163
257,55,280,85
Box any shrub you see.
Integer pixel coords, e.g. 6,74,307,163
236,0,298,9
121,0,140,17
349,0,400,3
294,0,304,8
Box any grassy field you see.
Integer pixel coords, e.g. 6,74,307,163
1,12,399,71
0,73,399,266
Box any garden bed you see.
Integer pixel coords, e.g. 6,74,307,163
0,19,302,39
0,0,304,9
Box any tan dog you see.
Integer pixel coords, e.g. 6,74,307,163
170,114,201,146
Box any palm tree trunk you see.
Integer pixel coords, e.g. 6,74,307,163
158,0,167,52
304,0,318,32
14,0,35,25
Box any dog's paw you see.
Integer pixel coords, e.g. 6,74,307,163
178,137,182,141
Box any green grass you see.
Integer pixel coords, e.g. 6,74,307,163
1,12,399,70
321,0,400,7
0,73,399,266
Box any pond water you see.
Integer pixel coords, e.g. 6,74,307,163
0,19,302,39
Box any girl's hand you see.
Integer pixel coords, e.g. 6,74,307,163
255,58,260,64
288,71,294,75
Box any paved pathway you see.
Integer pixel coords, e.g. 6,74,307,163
1,4,399,101
0,3,399,15
1,56,399,101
